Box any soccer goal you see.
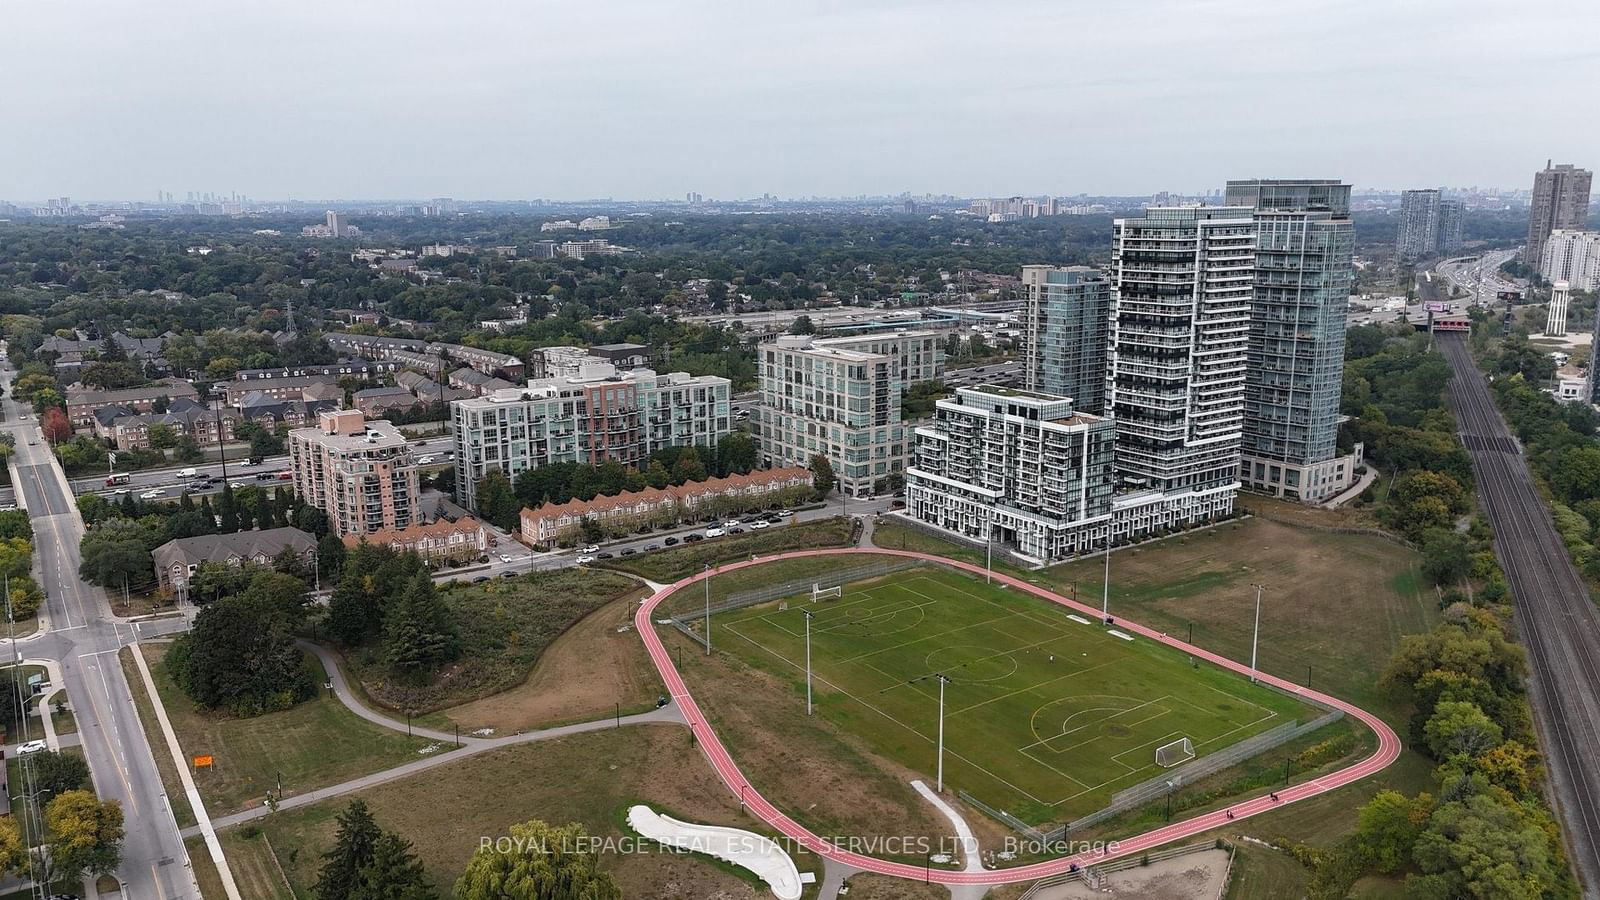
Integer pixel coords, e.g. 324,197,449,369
811,584,842,603
1155,737,1195,768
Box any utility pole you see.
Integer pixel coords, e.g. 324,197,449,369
1250,583,1264,683
803,610,815,715
215,404,229,482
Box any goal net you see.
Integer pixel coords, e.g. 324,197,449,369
811,584,842,603
1155,737,1195,768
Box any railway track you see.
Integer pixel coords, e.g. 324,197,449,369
1440,334,1600,895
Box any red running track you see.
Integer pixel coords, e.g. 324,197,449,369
633,548,1402,885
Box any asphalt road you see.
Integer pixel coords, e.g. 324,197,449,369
1,360,200,899
1440,334,1600,893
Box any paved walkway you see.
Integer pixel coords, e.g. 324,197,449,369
184,644,686,835
633,548,1404,887
1322,466,1377,509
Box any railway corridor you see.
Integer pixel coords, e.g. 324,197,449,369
1440,334,1600,895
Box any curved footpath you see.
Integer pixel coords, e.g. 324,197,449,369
633,548,1403,886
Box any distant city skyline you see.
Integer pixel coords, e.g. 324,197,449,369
3,0,1597,201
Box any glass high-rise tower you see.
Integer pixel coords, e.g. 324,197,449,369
1021,265,1111,414
1225,179,1361,502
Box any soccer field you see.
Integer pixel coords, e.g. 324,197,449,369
716,566,1318,824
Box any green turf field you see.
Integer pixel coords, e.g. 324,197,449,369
715,566,1319,824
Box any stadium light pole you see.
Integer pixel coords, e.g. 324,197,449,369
935,673,951,792
1250,583,1264,683
1101,532,1111,622
984,511,993,584
803,610,815,715
703,564,712,655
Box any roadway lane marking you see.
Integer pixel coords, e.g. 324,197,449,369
150,863,168,900
83,658,140,817
78,648,124,658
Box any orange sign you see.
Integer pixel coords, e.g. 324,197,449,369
193,755,214,768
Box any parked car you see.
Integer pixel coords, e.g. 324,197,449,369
722,520,740,529
621,548,637,556
645,544,660,551
664,536,680,546
597,552,615,559
685,533,705,543
730,527,745,534
576,555,597,564
472,576,490,583
580,545,600,554
776,509,795,518
16,740,47,755
751,521,770,529
705,527,725,538
500,570,515,578
499,553,512,563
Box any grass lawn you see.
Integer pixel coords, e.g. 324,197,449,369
602,516,856,582
436,591,664,734
233,723,802,899
187,837,231,900
344,568,643,715
142,642,434,816
45,689,75,736
713,566,1316,825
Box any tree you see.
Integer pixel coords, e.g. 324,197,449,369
352,831,437,900
42,790,123,883
78,530,154,592
296,505,331,537
672,446,707,484
32,750,92,796
41,407,72,442
217,484,240,533
1354,790,1433,873
715,432,757,477
240,570,313,627
1420,529,1472,587
455,820,620,900
0,537,32,580
165,591,315,715
644,459,671,490
382,571,458,674
1409,794,1561,899
475,470,520,531
809,453,836,496
174,434,204,463
1424,700,1504,760
0,816,24,879
788,314,815,335
146,423,178,451
315,800,383,900
318,533,347,582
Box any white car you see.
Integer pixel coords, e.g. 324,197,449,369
418,456,436,464
16,739,47,755
705,527,726,538
776,509,795,518
499,553,512,563
580,545,600,554
722,520,740,529
576,555,597,564
751,520,770,529
238,459,258,467
139,489,165,500
111,489,128,496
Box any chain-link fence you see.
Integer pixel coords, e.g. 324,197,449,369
667,558,924,626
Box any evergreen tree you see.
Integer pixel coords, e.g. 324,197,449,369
118,493,137,519
198,496,219,534
352,832,436,900
382,571,457,674
218,484,240,533
317,533,347,583
315,800,382,900
328,569,382,646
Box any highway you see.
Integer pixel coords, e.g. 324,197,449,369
1440,334,1600,893
1,359,199,898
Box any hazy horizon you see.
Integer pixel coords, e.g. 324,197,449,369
4,0,1596,202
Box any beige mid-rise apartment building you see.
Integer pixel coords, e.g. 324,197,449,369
288,410,420,538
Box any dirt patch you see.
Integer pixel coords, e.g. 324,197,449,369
845,872,949,899
1013,849,1231,900
439,593,664,733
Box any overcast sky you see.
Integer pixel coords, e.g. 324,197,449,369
3,0,1597,202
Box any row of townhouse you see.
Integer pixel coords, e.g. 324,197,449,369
343,516,488,565
323,333,525,380
519,467,813,547
66,379,199,428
